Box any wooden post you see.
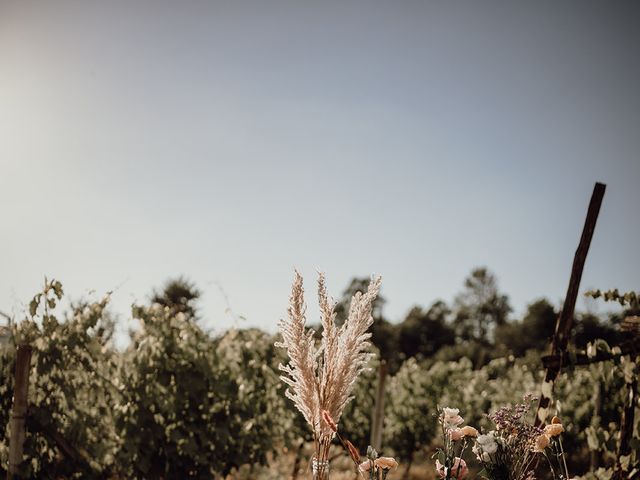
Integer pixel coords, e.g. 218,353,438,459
370,360,387,451
535,182,606,426
613,362,638,479
7,345,32,480
589,380,603,471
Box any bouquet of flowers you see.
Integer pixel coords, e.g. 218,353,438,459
434,397,572,480
472,396,542,480
434,406,477,479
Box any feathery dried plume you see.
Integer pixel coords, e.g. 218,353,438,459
321,275,381,426
275,270,321,431
277,270,382,461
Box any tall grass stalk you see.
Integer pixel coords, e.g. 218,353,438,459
277,271,381,478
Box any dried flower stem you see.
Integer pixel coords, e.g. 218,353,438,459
277,270,381,468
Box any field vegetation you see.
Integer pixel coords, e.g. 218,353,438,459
0,269,637,479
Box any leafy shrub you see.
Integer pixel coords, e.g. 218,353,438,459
0,280,118,478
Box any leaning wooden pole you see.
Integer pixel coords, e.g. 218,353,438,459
7,345,32,479
535,182,606,426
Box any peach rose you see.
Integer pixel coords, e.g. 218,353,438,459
461,426,479,438
442,407,465,427
534,433,550,452
375,457,398,470
544,423,564,437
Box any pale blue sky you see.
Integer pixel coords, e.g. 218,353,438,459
1,1,638,343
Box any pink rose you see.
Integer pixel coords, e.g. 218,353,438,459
442,407,465,427
435,457,468,479
449,428,464,441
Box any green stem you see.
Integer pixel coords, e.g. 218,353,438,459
543,451,557,480
558,436,570,479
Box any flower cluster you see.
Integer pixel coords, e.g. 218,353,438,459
435,398,573,480
474,396,543,480
433,407,478,479
534,416,571,479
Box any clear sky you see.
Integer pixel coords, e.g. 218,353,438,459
1,1,638,344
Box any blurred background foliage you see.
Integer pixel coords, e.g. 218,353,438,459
0,268,637,478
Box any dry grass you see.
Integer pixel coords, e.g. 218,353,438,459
276,271,381,462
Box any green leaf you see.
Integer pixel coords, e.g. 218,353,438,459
52,280,64,299
30,294,41,317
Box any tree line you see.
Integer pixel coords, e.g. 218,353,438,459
334,267,627,374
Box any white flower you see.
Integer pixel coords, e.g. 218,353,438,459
476,432,498,452
474,431,498,462
442,407,459,417
441,407,464,427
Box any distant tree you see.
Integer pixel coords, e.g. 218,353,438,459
522,298,557,345
397,301,455,361
571,312,622,349
151,276,200,318
494,299,557,356
453,267,511,343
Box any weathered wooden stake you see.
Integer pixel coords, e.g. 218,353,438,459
7,345,32,480
535,182,606,426
614,362,638,479
370,360,387,451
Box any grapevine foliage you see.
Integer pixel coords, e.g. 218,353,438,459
0,281,637,477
